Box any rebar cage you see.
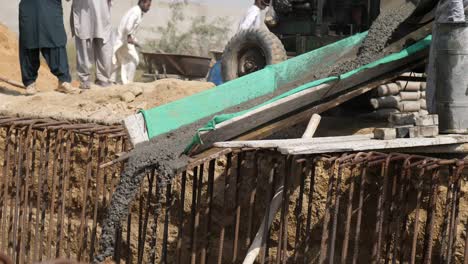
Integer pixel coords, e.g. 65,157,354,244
0,116,467,263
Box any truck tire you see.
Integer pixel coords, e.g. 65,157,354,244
221,28,287,82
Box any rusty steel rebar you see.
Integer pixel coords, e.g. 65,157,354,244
1,116,467,264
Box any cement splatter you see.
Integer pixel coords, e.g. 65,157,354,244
95,3,419,261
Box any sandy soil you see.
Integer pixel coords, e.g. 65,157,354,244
0,79,215,125
0,23,215,125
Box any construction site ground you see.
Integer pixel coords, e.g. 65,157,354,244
0,23,214,125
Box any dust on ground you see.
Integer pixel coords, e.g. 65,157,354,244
0,79,215,125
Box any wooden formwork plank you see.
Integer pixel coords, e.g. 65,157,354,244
280,135,468,155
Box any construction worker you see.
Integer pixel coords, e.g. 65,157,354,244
68,0,113,89
19,0,80,95
426,0,466,113
111,0,152,85
238,0,271,32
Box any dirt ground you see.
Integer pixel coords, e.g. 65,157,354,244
0,79,215,125
0,23,215,125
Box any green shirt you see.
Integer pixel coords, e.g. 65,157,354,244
19,0,67,49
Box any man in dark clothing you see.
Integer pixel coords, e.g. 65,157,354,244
19,0,80,95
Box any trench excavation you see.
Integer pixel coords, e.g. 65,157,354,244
95,3,423,261
0,118,467,263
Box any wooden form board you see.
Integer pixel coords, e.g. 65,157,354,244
193,48,429,154
214,134,374,149
214,135,468,155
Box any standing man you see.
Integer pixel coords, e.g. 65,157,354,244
19,0,80,95
238,0,270,32
69,0,113,89
112,0,152,84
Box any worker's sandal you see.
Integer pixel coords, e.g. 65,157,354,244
95,80,112,87
25,83,37,96
79,82,91,90
56,82,81,94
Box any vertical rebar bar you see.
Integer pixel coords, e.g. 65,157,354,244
201,159,216,264
294,161,306,263
78,133,94,261
39,129,51,262
138,170,155,264
410,163,426,264
440,165,454,264
149,171,162,264
176,171,187,264
372,157,391,264
281,156,292,264
341,165,356,264
233,152,244,263
246,154,258,248
260,159,278,264
190,166,199,264
464,219,468,264
217,153,232,264
384,161,400,264
304,161,316,264
126,213,132,264
89,136,105,260
447,164,464,264
422,168,440,264
56,131,69,257
12,128,25,264
329,161,345,264
394,159,411,264
352,164,367,264
0,126,12,251
162,182,172,264
47,130,63,259
20,125,33,263
26,129,38,263
319,159,338,264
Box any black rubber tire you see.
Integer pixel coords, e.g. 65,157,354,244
221,28,287,82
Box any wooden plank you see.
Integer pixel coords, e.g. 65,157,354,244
214,134,374,149
211,83,331,131
391,143,468,154
280,135,468,155
194,49,428,154
302,114,321,138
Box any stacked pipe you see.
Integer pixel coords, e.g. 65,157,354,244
369,73,428,118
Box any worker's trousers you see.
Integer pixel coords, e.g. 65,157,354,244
112,45,139,84
75,37,113,86
19,45,71,87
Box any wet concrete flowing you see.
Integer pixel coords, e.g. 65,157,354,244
95,3,418,262
330,1,417,75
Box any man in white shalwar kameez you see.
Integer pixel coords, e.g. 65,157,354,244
238,0,270,32
69,0,113,89
111,0,152,85
426,0,467,113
